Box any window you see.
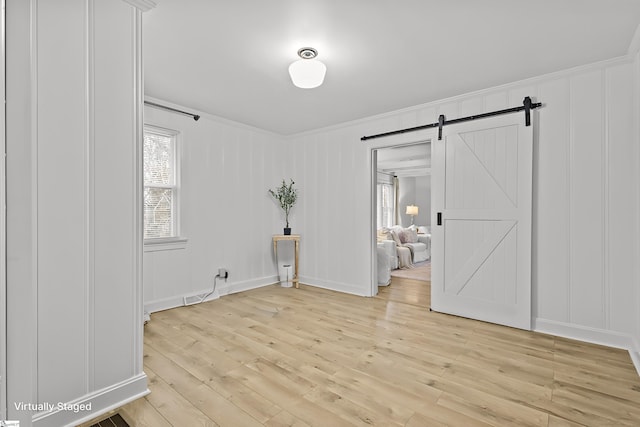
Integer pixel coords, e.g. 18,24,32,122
144,126,179,240
377,183,394,229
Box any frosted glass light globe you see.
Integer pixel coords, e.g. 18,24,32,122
288,49,327,89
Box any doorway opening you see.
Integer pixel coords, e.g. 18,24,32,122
371,141,431,301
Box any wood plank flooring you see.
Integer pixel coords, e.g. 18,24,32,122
120,277,640,426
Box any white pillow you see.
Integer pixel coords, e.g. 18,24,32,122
389,230,402,246
398,228,418,244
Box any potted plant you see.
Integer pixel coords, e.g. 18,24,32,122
269,179,298,235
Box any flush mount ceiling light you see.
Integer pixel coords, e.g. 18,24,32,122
288,47,327,89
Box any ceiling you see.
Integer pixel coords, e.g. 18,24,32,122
144,0,640,135
377,144,431,178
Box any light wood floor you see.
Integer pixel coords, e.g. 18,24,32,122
120,278,640,426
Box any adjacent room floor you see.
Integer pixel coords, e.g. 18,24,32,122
118,277,640,426
389,260,431,282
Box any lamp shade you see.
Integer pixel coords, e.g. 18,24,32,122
406,205,419,216
288,59,326,89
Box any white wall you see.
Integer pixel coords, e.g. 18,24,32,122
397,177,416,227
6,1,148,426
415,175,431,227
397,176,430,227
288,56,640,357
142,100,289,313
289,132,369,295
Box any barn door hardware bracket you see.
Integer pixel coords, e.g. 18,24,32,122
523,96,533,126
438,115,445,140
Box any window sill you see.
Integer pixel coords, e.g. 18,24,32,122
144,237,188,252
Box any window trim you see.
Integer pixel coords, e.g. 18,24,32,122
143,125,184,244
143,237,188,252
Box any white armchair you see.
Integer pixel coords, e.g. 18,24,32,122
417,226,431,261
377,242,392,286
378,239,398,269
412,234,431,262
379,226,431,268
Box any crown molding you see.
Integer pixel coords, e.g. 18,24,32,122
122,0,157,12
143,96,283,139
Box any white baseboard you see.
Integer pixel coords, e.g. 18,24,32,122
299,276,369,297
225,275,279,295
534,318,640,376
145,294,192,314
533,318,634,349
32,373,148,427
144,276,278,314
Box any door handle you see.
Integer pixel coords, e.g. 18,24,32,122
437,212,442,226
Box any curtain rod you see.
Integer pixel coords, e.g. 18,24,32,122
361,97,542,141
144,101,200,121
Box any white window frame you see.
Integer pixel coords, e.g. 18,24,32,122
143,125,186,249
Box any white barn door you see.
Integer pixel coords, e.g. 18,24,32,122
431,113,533,330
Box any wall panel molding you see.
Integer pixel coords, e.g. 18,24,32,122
602,68,610,330
6,0,40,423
121,0,155,12
29,0,40,410
132,6,144,376
84,0,96,395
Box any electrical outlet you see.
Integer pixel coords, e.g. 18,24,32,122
219,268,228,279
